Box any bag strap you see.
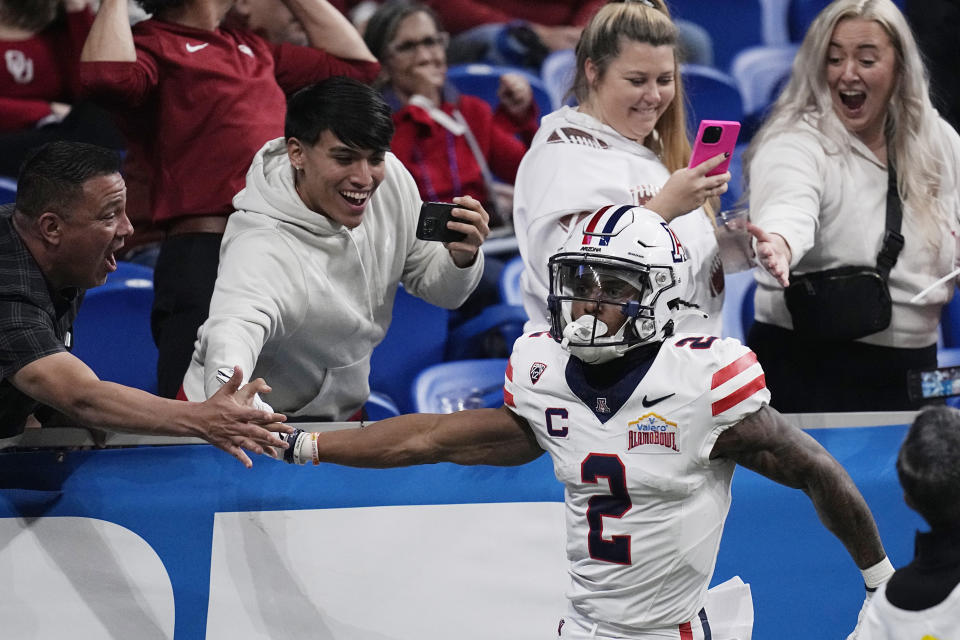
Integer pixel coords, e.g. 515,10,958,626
876,163,904,281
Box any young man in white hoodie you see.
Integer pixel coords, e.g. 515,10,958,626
182,76,489,421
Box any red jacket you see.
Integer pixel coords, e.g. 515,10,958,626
0,8,93,132
79,18,379,226
387,87,537,221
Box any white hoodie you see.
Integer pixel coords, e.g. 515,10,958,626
182,138,483,419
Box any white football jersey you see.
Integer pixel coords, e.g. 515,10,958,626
504,331,770,631
858,580,960,639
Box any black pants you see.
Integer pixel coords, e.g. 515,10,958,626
151,233,222,398
747,320,937,412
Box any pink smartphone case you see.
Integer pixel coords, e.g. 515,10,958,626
688,120,741,176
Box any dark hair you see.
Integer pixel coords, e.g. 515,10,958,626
134,0,188,17
0,0,59,32
285,77,394,152
897,405,960,528
15,142,121,219
363,0,442,61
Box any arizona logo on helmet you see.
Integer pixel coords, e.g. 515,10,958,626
580,204,687,263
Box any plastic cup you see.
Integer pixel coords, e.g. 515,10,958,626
715,208,755,273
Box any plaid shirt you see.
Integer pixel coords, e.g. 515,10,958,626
0,204,83,437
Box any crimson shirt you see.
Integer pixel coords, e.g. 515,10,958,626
0,8,93,132
79,19,379,225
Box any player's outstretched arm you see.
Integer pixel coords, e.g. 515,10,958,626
710,405,888,571
12,354,291,468
287,406,544,468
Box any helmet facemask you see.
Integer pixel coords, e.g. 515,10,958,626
546,204,690,364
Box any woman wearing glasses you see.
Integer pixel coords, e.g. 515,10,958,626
363,0,538,226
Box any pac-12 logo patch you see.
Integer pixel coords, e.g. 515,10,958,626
626,412,680,454
530,362,547,384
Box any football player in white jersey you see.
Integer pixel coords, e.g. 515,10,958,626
280,206,893,639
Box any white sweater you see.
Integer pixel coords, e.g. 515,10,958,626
182,138,483,419
749,117,960,348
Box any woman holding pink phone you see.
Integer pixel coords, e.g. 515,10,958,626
512,0,732,334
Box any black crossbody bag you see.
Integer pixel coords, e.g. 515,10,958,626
784,166,904,341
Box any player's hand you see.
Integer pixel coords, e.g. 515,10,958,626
446,195,490,268
497,73,533,119
200,366,291,468
644,153,730,221
746,223,791,287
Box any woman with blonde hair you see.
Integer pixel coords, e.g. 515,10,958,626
513,0,731,334
744,0,960,412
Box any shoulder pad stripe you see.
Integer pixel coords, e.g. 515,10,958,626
711,374,766,416
506,359,514,382
504,388,515,408
711,351,759,390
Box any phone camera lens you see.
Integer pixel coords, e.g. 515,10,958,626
702,126,723,144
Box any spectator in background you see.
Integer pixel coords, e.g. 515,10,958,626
0,141,291,468
182,78,488,421
513,0,730,335
0,0,123,177
422,0,713,70
78,0,380,399
744,0,960,412
851,405,960,639
363,0,537,225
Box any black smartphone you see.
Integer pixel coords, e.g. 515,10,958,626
907,365,960,402
416,202,467,243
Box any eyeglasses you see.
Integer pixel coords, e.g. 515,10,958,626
388,32,449,57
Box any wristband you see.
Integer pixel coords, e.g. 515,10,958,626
861,556,894,590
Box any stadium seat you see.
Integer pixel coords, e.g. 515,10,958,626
730,43,798,134
540,49,577,110
671,0,770,71
369,285,450,414
412,358,508,413
682,64,745,131
498,254,525,307
720,269,758,344
71,261,158,393
0,176,16,205
940,293,960,349
365,391,401,421
447,63,555,116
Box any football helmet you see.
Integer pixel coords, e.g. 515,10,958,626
547,204,691,364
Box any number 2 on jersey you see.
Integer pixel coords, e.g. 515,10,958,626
581,453,632,565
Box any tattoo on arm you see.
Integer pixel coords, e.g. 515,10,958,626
712,405,886,570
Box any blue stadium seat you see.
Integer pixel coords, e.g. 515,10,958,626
369,285,450,414
412,358,508,413
447,63,555,116
720,269,758,344
498,254,525,307
940,293,960,349
540,49,577,110
671,0,771,71
0,176,16,205
730,43,798,134
682,64,745,132
71,261,158,393
365,391,401,421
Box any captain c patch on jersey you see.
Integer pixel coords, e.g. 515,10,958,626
626,413,680,454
